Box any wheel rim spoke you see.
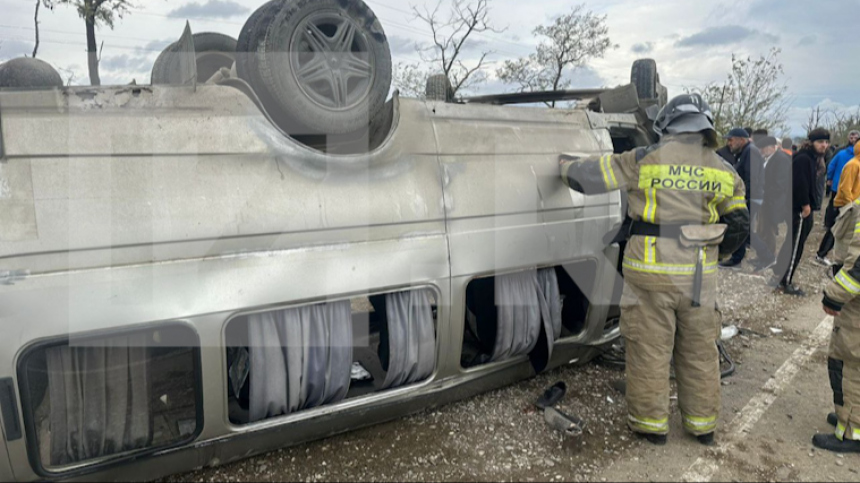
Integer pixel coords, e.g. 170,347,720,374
332,21,357,53
342,54,372,81
304,22,331,53
297,55,329,83
332,73,348,107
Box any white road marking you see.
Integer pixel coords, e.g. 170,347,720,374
681,316,834,482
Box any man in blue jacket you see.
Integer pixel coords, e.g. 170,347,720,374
719,128,766,269
818,130,860,264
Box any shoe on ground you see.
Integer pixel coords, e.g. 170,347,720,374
828,413,838,427
782,284,807,297
634,432,667,446
812,433,860,453
815,256,835,267
719,260,743,270
535,381,567,410
697,433,716,447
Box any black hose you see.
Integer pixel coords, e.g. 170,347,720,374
718,340,736,379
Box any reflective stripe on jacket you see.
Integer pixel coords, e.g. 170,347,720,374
561,133,749,292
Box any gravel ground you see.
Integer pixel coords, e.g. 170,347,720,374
164,215,835,483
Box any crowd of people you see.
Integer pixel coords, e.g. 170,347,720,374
716,126,860,297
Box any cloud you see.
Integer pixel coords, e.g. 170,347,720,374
167,0,249,19
631,42,653,54
675,25,779,48
0,39,36,61
388,36,419,56
795,35,817,47
101,54,153,73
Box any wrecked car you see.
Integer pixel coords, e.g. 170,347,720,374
0,0,667,480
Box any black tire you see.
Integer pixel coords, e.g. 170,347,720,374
425,74,454,102
631,58,657,100
0,57,63,89
151,32,238,84
658,84,669,107
256,0,392,134
236,0,283,95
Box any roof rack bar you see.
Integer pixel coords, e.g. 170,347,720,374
460,88,609,106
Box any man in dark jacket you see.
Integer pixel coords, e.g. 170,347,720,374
755,136,792,271
774,128,832,296
720,128,766,269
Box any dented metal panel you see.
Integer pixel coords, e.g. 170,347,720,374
428,100,620,278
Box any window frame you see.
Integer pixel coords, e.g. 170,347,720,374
221,284,442,429
15,321,205,479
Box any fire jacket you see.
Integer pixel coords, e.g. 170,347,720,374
560,133,750,292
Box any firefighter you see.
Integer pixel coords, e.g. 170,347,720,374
559,94,750,446
819,156,860,452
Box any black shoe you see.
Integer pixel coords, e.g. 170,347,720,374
812,433,860,453
635,432,667,446
535,381,567,410
782,284,807,297
828,413,839,427
719,260,742,270
697,433,715,446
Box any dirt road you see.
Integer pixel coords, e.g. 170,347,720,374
165,227,847,483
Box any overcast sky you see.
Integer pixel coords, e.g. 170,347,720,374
0,0,856,136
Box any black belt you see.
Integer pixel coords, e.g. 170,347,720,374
629,221,689,239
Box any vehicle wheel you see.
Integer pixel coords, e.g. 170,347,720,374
236,0,283,96
425,74,454,102
631,58,657,100
0,57,63,89
657,84,669,107
151,32,238,84
256,0,392,134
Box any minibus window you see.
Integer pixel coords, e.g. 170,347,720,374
226,289,437,425
19,325,200,472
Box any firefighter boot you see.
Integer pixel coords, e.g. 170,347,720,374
812,434,860,453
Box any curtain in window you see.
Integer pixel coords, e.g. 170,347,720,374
491,268,562,364
248,300,353,423
380,289,436,390
45,334,151,466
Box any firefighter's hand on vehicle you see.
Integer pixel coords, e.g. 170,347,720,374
824,305,841,317
802,205,812,219
558,154,580,166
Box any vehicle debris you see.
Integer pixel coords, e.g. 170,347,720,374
721,325,739,341
543,407,586,438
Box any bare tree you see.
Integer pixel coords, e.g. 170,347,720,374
803,106,860,144
496,4,614,107
55,65,79,86
688,48,790,137
802,106,826,135
33,0,41,58
392,62,430,99
411,0,503,97
43,0,133,86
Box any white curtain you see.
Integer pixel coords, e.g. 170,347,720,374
491,268,562,363
381,289,436,390
45,334,151,466
248,300,353,423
